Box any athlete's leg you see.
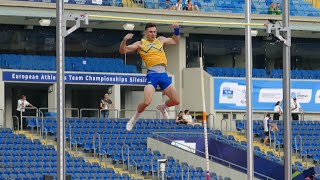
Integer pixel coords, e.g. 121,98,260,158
157,72,180,119
157,85,180,119
137,85,156,113
126,85,155,131
162,85,180,107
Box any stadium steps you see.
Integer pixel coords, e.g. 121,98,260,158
18,130,147,180
228,131,314,168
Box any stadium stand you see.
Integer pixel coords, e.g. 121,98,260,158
0,128,130,180
0,54,139,73
206,67,320,79
235,119,320,172
17,0,320,17
24,117,233,179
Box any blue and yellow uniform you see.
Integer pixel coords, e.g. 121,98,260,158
138,38,171,90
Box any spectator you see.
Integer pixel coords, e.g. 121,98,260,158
268,3,275,15
172,0,183,10
291,97,303,120
183,109,193,124
164,0,171,9
185,0,199,11
100,93,113,118
16,95,33,130
176,111,187,124
275,3,282,15
273,101,282,120
263,113,278,146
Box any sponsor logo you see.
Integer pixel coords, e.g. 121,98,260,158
291,89,312,103
222,87,233,99
219,82,246,106
259,88,283,103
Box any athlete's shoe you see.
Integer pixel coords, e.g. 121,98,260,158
126,116,138,131
157,104,169,119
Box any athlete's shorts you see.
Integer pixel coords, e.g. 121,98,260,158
146,72,171,90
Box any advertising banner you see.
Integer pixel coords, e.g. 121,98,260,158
214,78,320,112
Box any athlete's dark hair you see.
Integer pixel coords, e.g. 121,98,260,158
145,23,157,30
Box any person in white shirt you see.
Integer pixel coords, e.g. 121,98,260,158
99,93,113,118
273,101,282,120
172,0,183,10
182,109,193,124
263,113,278,146
16,95,33,130
290,98,303,120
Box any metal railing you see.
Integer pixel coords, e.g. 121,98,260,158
180,163,190,180
242,114,247,135
39,107,79,118
100,150,107,167
12,116,19,134
294,135,303,159
131,160,138,179
269,130,277,150
291,112,304,121
152,132,277,180
71,138,78,154
119,109,159,119
20,107,38,131
303,151,308,168
67,123,72,151
93,133,101,158
218,110,320,122
38,111,44,137
0,109,4,128
80,108,100,118
221,118,228,135
122,144,130,170
100,109,119,118
151,156,158,179
41,127,48,145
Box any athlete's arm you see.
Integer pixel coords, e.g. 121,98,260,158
159,24,180,46
119,33,141,54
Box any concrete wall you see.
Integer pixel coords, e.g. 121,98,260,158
48,83,57,112
0,80,4,127
182,68,213,113
147,137,261,180
109,85,120,118
65,86,72,117
124,89,164,118
4,86,13,129
165,36,186,110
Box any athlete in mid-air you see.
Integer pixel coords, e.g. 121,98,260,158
119,23,180,131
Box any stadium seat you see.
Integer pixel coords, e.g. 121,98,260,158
0,54,140,73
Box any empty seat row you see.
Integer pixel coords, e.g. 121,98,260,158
0,54,139,73
207,67,320,79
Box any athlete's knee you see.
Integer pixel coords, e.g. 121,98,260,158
143,99,152,107
172,96,180,106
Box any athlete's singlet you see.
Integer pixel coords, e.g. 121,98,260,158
138,38,167,68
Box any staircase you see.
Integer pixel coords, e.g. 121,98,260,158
18,130,147,180
227,131,315,169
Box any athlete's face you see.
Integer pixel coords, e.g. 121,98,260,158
145,27,157,41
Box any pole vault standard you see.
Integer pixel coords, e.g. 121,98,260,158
244,0,253,178
55,6,290,178
56,1,88,179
